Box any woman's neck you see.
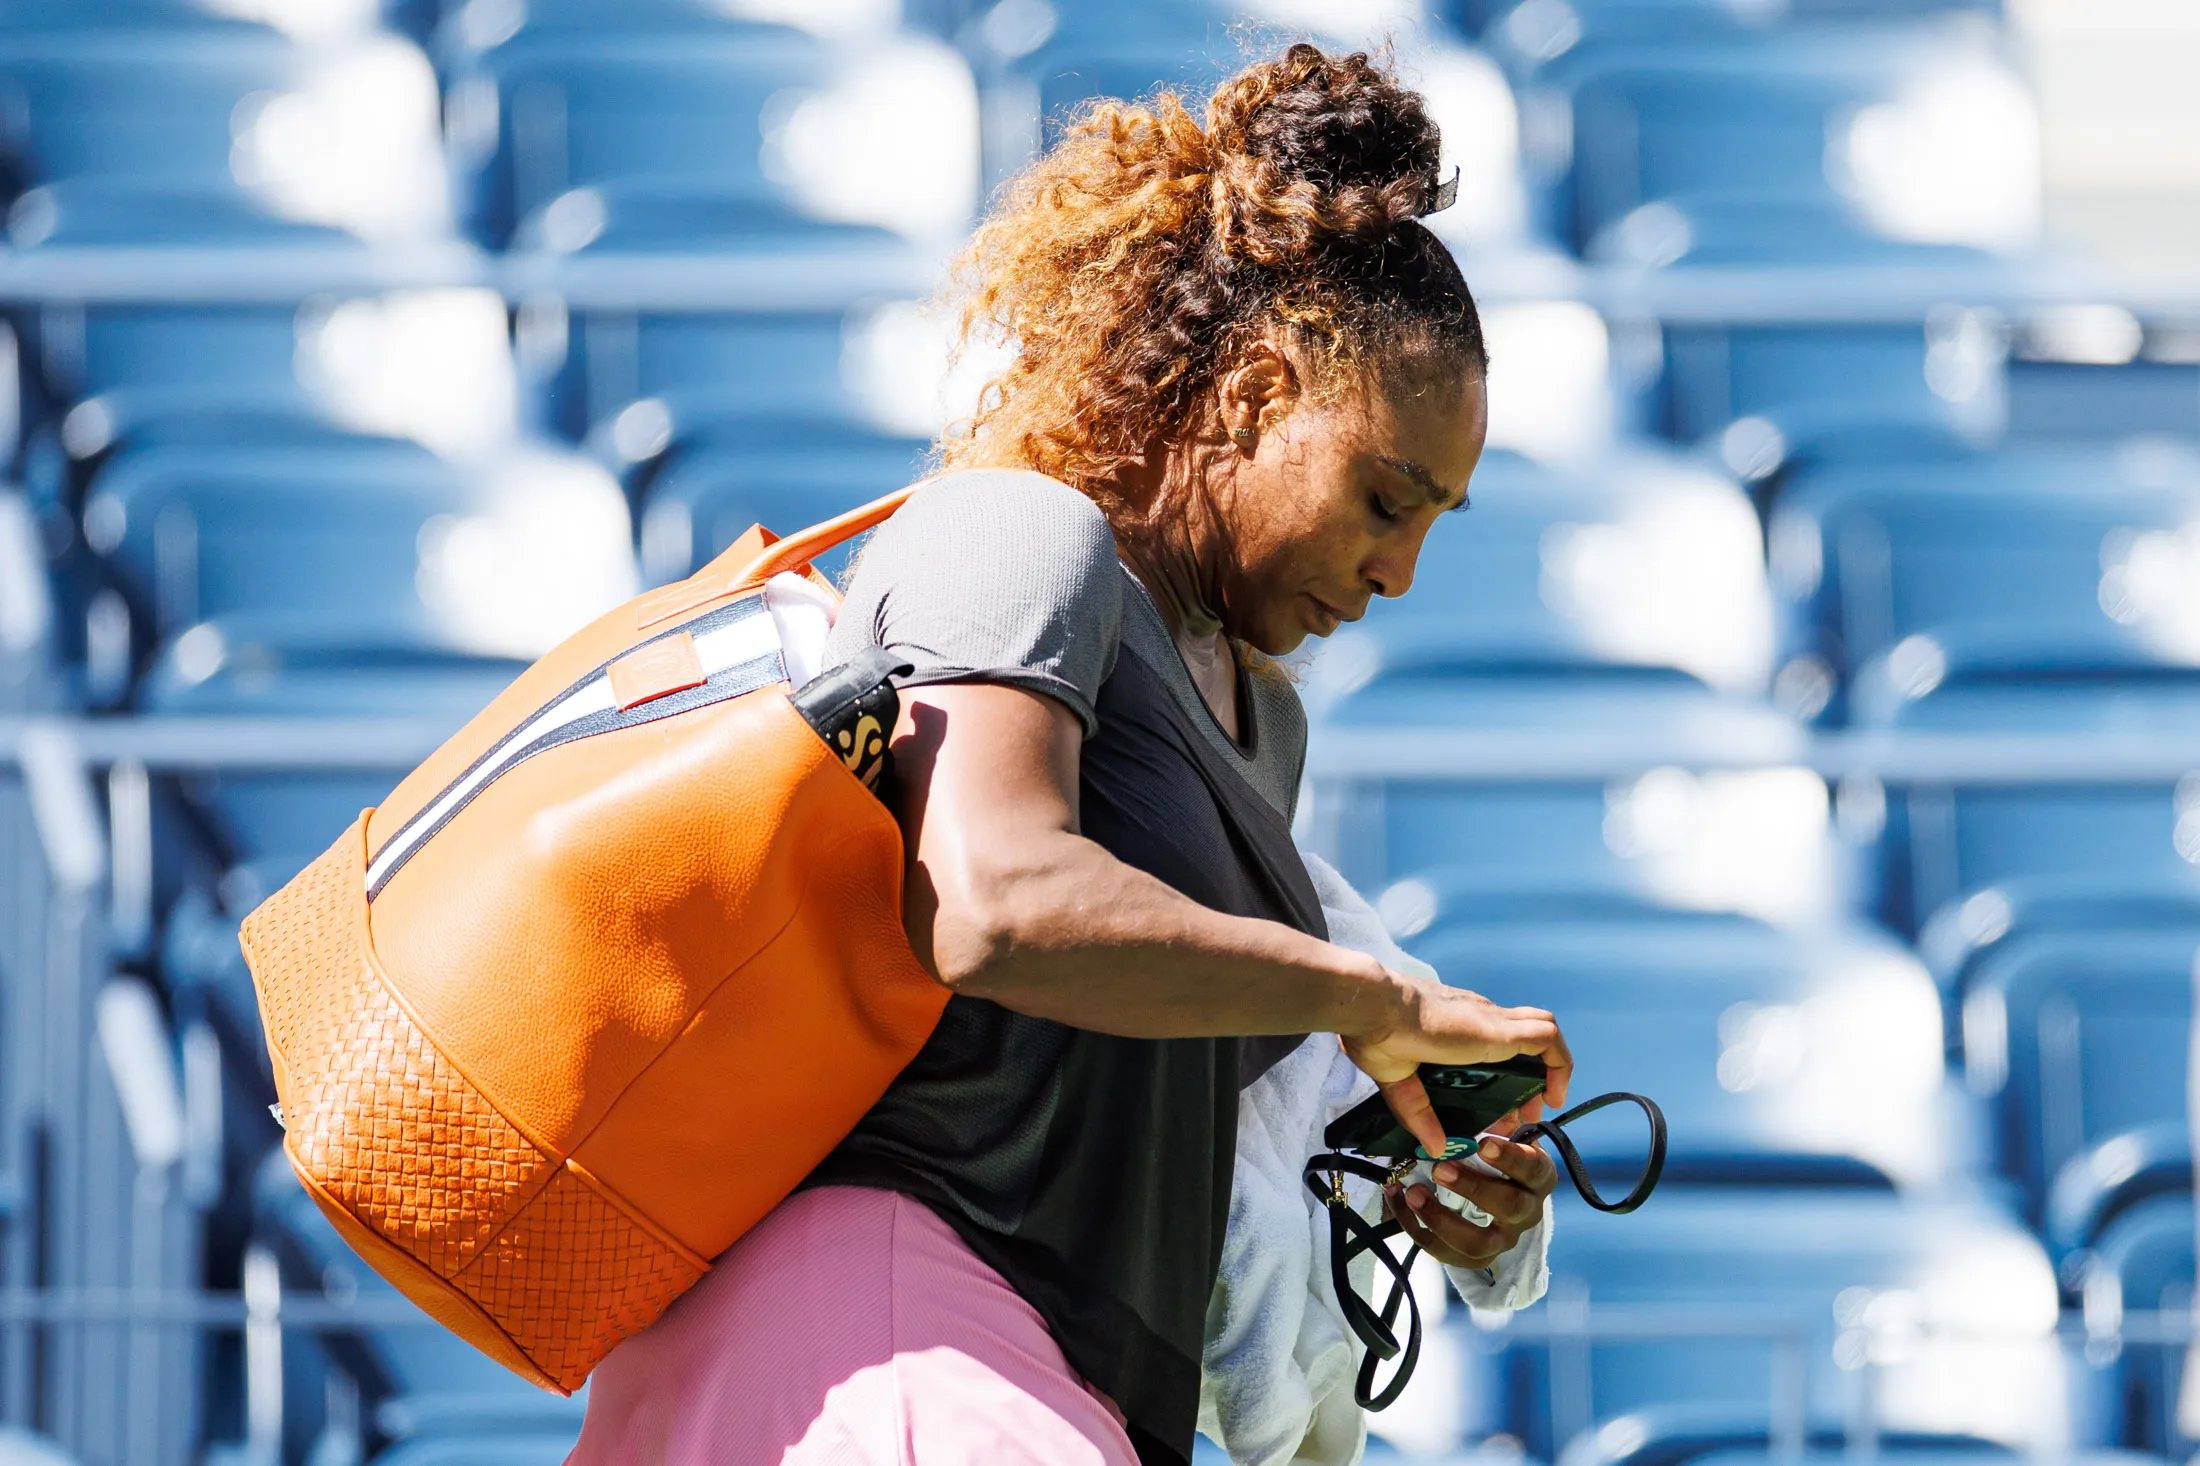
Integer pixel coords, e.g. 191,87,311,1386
1108,441,1225,638
1107,448,1242,742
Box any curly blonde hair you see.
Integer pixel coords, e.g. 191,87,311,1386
940,43,1486,532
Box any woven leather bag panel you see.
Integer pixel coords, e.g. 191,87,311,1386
458,1166,706,1391
245,829,356,1066
252,824,557,1279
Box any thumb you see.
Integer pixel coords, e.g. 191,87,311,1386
1377,1072,1447,1159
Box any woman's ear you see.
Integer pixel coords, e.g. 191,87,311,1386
1219,341,1300,442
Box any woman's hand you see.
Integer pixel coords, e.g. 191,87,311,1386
1340,977,1572,1158
1384,1134,1557,1272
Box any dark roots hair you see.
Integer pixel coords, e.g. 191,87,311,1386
940,42,1487,524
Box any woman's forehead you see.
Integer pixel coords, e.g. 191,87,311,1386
1363,372,1486,471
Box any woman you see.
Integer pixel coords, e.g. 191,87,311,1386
572,43,1569,1466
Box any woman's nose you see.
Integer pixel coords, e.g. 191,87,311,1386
1366,538,1423,600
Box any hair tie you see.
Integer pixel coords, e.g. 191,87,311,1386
1418,166,1460,218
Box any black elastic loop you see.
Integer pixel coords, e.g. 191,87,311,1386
1512,1091,1666,1215
1299,1089,1667,1410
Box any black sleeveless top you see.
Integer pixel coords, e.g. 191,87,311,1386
808,640,1325,1464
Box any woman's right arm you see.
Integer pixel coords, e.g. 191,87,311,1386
888,681,1570,1152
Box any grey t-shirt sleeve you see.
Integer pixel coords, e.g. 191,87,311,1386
823,469,1124,736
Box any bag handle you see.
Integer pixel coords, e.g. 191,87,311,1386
635,484,919,630
743,484,919,584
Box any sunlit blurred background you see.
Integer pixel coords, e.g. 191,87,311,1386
0,0,2196,1463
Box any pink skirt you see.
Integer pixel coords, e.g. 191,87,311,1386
566,1185,1142,1466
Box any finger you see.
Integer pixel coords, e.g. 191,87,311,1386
1425,1153,1548,1223
1472,1136,1560,1197
1426,1167,1544,1231
1388,1186,1503,1268
1378,1073,1448,1160
1505,1010,1571,1110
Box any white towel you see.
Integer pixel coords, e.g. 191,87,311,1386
1196,853,1551,1466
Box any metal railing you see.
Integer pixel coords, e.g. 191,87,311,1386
4,714,2197,785
0,1284,2181,1461
0,241,2187,323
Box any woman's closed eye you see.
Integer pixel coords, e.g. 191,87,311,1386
1368,490,1402,524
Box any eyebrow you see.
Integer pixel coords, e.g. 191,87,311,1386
1376,454,1471,512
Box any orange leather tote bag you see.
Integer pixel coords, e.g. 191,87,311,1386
237,487,945,1394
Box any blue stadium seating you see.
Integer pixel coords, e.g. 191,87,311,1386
0,26,300,194
2075,1194,2194,1454
1503,1187,2059,1458
1684,1449,2139,1466
1878,777,2200,951
2007,359,2200,443
2047,1123,2190,1270
0,1428,80,1465
1551,1404,2013,1466
451,21,926,249
552,304,896,451
1533,36,1948,253
1556,1405,2140,1466
1411,918,1939,1186
370,1439,578,1466
1919,876,2200,1012
21,304,323,452
136,635,517,864
1460,0,2003,49
7,0,2195,1457
1961,930,2195,1220
1308,681,1802,893
1313,449,1772,691
1766,444,2200,934
635,427,929,585
1771,444,2200,705
82,437,564,652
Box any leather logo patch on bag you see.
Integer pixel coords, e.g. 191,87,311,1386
608,631,709,711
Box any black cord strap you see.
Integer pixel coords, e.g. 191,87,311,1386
1300,1090,1667,1410
1512,1091,1666,1214
1300,1153,1423,1410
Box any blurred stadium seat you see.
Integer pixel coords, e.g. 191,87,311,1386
1411,919,1945,1187
2074,1194,2195,1454
1556,1405,2133,1466
635,426,930,585
1960,931,2196,1220
77,438,633,685
1506,1187,2063,1457
449,16,976,249
1461,0,2005,50
2047,1123,2193,1270
1770,442,2200,710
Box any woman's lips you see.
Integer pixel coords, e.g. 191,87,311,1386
1303,594,1344,634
